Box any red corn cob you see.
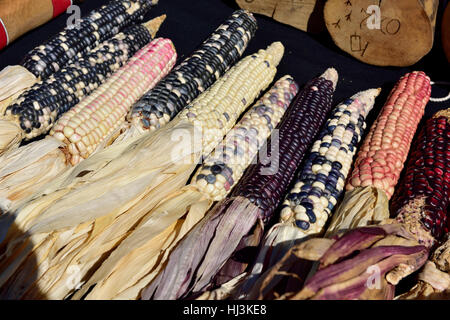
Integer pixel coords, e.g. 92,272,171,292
326,71,431,236
391,108,450,242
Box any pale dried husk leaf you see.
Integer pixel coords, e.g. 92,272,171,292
0,120,22,155
0,137,67,213
81,187,212,300
0,66,37,103
325,186,389,237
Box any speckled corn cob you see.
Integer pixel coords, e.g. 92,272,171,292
390,109,450,241
50,38,176,165
128,10,257,131
279,89,379,234
4,20,160,141
21,0,157,80
178,42,282,156
232,69,338,223
347,72,431,199
192,76,298,201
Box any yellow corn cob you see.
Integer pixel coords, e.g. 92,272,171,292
0,43,283,300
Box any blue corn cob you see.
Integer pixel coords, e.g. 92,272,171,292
279,89,380,235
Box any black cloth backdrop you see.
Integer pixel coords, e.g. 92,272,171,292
0,0,449,130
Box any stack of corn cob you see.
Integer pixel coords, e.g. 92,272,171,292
145,69,341,300
0,37,177,214
289,107,448,301
140,75,299,300
0,0,157,107
0,16,165,154
0,41,280,300
68,44,286,300
326,71,432,236
248,78,439,301
118,9,258,139
234,88,380,299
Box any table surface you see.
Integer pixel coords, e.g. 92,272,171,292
0,0,449,128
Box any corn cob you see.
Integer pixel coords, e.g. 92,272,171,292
0,38,177,215
50,38,177,165
326,71,432,237
390,109,450,242
142,76,299,300
0,17,164,154
126,10,257,134
0,0,157,109
0,43,282,300
397,234,450,300
232,88,379,299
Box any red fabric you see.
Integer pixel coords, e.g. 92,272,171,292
52,0,72,18
0,18,8,50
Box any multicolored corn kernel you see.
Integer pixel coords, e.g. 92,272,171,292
192,75,298,201
346,71,431,199
391,109,450,240
5,22,155,141
231,68,337,223
128,10,257,131
279,89,380,234
179,42,283,157
50,38,177,165
21,0,156,79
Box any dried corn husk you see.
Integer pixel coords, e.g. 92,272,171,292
396,234,450,300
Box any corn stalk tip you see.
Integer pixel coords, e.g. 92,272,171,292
265,42,284,67
0,120,22,155
144,14,167,38
0,66,37,102
433,108,450,120
321,68,338,90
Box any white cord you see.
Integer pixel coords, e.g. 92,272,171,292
430,81,450,102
